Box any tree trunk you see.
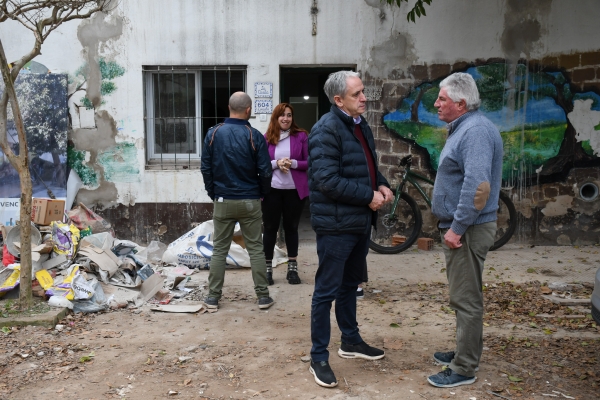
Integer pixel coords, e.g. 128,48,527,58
410,87,426,122
0,38,34,309
18,167,33,308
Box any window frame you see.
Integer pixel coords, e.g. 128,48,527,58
143,65,246,168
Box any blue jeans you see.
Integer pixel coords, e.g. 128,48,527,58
310,233,369,362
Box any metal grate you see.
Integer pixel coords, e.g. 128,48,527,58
143,66,246,170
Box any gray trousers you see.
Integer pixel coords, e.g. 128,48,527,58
441,221,496,377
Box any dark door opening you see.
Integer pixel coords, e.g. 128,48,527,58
280,65,355,245
280,65,355,134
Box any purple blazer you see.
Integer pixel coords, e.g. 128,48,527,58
265,131,309,199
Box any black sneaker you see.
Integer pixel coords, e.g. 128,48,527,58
258,296,274,309
356,288,364,300
427,368,476,388
433,351,479,371
338,341,385,360
204,297,219,309
309,360,338,388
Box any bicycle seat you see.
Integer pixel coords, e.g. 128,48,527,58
400,155,412,167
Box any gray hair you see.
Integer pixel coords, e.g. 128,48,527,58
439,73,481,111
323,70,361,104
229,91,252,112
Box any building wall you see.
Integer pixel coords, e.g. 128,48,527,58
1,0,599,244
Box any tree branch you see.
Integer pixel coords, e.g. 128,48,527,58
0,38,27,170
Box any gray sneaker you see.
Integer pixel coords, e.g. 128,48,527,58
433,351,479,371
258,297,274,309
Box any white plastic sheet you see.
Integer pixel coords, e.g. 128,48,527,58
162,220,287,268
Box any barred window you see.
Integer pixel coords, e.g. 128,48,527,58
143,66,246,169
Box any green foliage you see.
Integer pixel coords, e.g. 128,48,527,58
81,97,93,110
581,140,594,156
563,83,573,103
73,57,125,109
500,123,566,179
101,81,117,96
477,64,507,112
67,145,98,186
421,86,440,114
385,118,567,181
3,74,69,158
382,0,432,23
97,143,140,183
384,120,445,168
99,58,126,80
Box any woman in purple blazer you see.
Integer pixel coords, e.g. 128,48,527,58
262,103,309,285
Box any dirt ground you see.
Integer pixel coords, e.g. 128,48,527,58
1,244,599,400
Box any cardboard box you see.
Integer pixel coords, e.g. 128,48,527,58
31,198,65,225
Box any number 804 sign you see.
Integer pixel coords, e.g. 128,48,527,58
254,100,272,114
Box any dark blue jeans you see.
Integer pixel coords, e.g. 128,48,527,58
310,232,369,362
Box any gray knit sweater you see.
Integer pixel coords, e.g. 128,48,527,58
431,110,503,235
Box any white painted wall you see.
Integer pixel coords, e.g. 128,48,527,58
1,0,599,206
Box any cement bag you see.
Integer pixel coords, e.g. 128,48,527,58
162,220,250,268
67,203,114,236
51,222,80,259
72,273,95,300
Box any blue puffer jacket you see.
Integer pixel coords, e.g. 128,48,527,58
308,106,389,235
201,118,272,200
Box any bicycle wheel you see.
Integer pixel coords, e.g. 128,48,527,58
369,192,423,254
490,191,517,251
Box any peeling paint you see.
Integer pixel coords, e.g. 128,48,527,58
556,234,572,245
568,99,600,156
76,181,119,210
67,146,98,186
70,110,121,205
367,32,416,79
97,143,140,183
541,195,573,216
72,110,118,152
501,0,551,60
77,12,124,108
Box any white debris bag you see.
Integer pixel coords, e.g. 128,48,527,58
72,273,95,300
162,220,250,268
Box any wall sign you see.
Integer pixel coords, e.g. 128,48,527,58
254,82,273,98
254,99,273,114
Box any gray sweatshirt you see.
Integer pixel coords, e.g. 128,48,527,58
431,110,503,235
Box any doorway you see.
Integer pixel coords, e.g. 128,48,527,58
280,65,355,134
280,65,355,245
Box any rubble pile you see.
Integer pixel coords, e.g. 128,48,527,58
0,202,228,314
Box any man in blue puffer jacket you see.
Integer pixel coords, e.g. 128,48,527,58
307,71,393,388
201,92,274,311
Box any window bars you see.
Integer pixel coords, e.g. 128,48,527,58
143,66,246,170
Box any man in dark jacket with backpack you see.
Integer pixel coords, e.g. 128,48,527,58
201,91,274,311
307,71,393,388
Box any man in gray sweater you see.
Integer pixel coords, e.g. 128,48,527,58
427,73,503,388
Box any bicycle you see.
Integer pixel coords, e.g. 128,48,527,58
369,155,517,254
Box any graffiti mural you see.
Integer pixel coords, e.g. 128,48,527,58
383,63,600,186
0,72,68,225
